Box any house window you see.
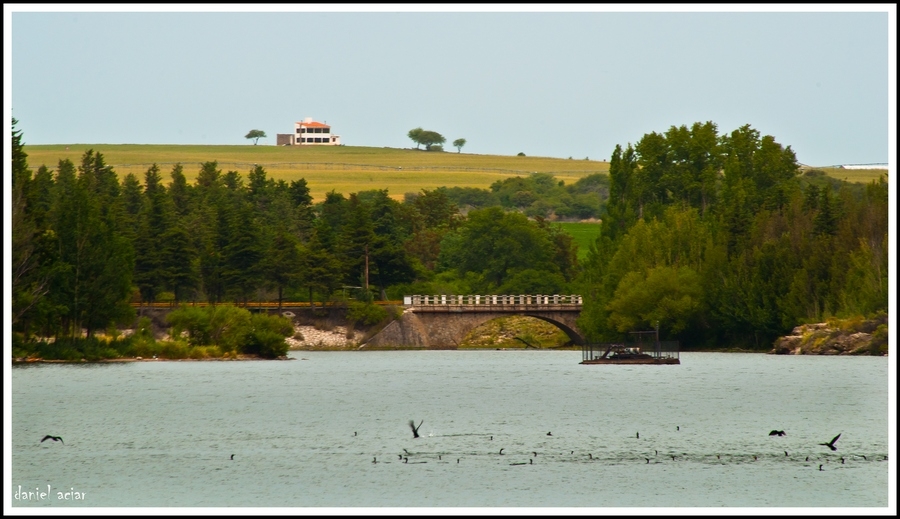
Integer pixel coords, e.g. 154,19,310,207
323,128,330,133
297,128,302,133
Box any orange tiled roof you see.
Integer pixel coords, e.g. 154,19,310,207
296,121,330,128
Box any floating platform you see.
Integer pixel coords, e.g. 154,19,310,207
580,354,680,365
581,340,680,365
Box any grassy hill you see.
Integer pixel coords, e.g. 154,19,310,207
24,144,885,203
22,144,609,202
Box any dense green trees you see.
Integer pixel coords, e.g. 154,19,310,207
11,118,886,354
578,121,888,349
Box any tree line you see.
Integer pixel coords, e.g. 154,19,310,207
11,118,578,345
11,118,887,351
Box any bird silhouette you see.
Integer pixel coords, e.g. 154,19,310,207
785,451,789,457
372,457,377,463
409,420,424,439
547,432,552,436
769,430,786,436
819,433,841,451
499,448,505,455
40,435,63,444
636,432,639,439
645,458,650,463
230,454,234,460
819,464,823,471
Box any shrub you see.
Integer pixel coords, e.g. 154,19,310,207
517,152,526,157
242,330,289,358
166,305,211,346
347,302,389,326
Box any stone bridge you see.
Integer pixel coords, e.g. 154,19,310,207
363,294,584,349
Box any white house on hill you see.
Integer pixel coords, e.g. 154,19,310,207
278,117,341,146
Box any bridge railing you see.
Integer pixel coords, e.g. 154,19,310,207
404,295,582,305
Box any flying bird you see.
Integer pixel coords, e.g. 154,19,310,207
819,433,841,451
40,435,63,444
769,430,786,436
409,420,424,439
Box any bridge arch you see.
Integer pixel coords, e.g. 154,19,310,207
453,313,583,348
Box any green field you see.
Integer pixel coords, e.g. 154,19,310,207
557,222,602,261
805,166,889,184
22,144,609,202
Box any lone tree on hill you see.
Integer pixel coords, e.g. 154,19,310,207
453,138,466,153
407,127,424,149
408,127,446,151
418,130,446,151
245,129,267,145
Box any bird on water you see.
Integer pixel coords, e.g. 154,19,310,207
820,433,841,451
409,420,424,439
230,454,234,460
40,435,63,444
769,430,786,436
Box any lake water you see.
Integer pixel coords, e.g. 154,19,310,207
8,351,894,511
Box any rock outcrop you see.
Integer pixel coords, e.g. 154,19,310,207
771,314,888,356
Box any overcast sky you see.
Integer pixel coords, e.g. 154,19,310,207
5,5,896,167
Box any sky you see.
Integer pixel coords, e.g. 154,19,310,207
4,5,896,168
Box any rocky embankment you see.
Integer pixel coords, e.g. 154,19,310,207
770,314,888,356
286,325,363,350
